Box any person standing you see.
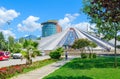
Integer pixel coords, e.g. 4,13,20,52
65,50,68,60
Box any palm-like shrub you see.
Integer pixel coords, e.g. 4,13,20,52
21,40,40,65
34,50,41,56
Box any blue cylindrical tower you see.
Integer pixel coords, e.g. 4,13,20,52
41,20,59,37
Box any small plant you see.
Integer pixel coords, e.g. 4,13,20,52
81,53,88,59
49,50,61,59
34,50,41,56
92,53,97,58
80,53,97,59
49,47,64,59
89,53,92,58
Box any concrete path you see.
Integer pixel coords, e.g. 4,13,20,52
11,56,75,79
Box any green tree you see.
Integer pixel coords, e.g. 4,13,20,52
82,0,120,67
0,32,7,51
13,43,22,53
72,39,90,53
23,39,29,48
88,41,97,58
0,32,5,42
8,36,15,52
31,41,39,48
72,39,97,58
0,42,7,51
21,39,40,64
89,41,97,53
19,37,25,44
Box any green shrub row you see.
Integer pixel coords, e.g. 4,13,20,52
81,53,97,59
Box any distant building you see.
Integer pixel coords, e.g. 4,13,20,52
41,20,62,37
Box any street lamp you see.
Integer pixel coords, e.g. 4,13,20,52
7,21,11,52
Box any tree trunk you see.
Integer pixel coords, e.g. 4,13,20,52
114,24,117,68
88,47,92,58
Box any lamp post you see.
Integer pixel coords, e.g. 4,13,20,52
7,21,11,52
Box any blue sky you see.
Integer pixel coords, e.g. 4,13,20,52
0,0,92,39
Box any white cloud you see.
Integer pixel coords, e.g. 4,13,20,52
58,13,79,29
17,16,42,32
0,29,16,39
74,22,96,31
0,7,20,26
58,13,96,31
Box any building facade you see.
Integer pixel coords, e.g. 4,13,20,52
41,20,62,37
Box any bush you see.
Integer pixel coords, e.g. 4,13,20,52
49,50,61,59
0,65,26,78
49,47,64,59
81,53,97,59
92,53,97,58
34,50,42,56
81,53,88,59
89,53,92,58
56,47,64,53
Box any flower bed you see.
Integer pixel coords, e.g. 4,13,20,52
0,59,57,79
0,64,27,79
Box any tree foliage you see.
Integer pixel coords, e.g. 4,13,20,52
83,0,120,40
72,39,97,53
8,36,15,52
0,32,41,65
21,39,40,64
19,37,25,44
82,0,120,67
13,43,22,53
72,39,90,49
0,32,5,42
8,36,14,47
0,32,7,50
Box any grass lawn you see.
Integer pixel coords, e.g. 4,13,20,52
44,57,120,79
22,59,58,73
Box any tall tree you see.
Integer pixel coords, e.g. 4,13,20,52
83,0,120,67
0,32,7,50
8,36,14,47
0,32,5,42
8,36,15,52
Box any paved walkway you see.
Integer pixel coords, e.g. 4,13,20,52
11,56,75,79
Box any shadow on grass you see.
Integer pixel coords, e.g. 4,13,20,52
64,57,120,69
45,75,93,79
